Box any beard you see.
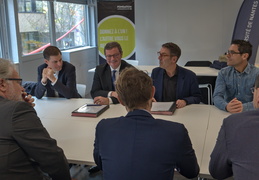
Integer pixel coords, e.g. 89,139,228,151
6,84,23,102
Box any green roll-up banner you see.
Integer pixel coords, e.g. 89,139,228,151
97,1,135,64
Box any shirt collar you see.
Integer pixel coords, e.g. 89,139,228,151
235,63,251,74
110,64,121,72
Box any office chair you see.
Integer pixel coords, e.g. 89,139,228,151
185,60,212,67
185,60,214,105
76,84,87,98
125,59,139,66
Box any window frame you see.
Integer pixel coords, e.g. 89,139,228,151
5,0,97,63
0,0,11,59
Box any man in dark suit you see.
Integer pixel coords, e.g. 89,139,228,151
0,58,71,180
151,42,201,108
93,68,200,180
91,41,133,105
35,46,81,99
209,75,259,180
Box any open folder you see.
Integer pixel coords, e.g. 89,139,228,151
71,104,109,117
150,102,176,115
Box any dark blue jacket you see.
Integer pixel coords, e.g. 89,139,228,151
151,66,201,104
94,109,199,180
35,61,80,99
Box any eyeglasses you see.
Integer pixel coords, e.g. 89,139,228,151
251,87,255,94
5,78,23,85
157,52,171,58
105,53,121,59
225,50,242,56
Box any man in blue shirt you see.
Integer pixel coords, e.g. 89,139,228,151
213,39,259,113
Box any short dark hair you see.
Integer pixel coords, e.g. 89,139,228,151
43,46,62,60
104,42,123,55
162,42,181,61
231,39,252,61
116,68,153,111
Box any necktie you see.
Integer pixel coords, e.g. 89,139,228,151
112,70,117,90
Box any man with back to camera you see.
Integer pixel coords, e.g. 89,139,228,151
0,58,72,180
209,74,259,180
91,41,133,105
93,67,200,180
213,39,259,113
151,42,202,108
35,45,81,99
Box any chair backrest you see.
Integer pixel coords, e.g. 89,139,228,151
76,84,86,98
184,60,214,105
125,60,139,66
185,61,212,67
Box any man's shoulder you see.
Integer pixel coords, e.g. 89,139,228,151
156,118,185,128
218,66,233,75
38,63,47,70
248,63,259,73
151,67,163,74
120,60,134,69
0,97,31,111
179,66,196,76
97,116,122,128
62,61,75,69
224,109,259,126
95,63,109,73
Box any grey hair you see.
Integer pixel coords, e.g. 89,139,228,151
0,58,14,79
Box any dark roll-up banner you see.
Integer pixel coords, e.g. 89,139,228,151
232,0,259,65
97,1,135,64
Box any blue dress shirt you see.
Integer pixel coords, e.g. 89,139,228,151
213,63,259,112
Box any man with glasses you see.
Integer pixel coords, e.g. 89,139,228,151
0,58,72,180
91,41,134,105
210,74,259,180
151,42,201,108
213,39,259,113
35,46,81,99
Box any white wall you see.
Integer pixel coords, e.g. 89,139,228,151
135,0,243,66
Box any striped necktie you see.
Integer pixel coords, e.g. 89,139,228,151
112,70,117,90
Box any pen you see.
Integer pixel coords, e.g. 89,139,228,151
87,104,102,106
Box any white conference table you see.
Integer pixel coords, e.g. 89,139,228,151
199,106,230,178
88,65,219,77
33,97,228,177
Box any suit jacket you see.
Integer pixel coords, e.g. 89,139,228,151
0,96,71,180
151,66,201,104
94,109,199,180
35,61,81,99
209,109,259,180
90,60,133,104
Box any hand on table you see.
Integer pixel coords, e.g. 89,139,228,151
176,99,187,108
94,96,109,105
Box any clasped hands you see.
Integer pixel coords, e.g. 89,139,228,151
41,67,56,84
226,98,243,113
